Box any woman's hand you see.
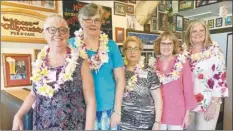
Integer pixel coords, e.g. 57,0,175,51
204,103,217,121
110,112,121,128
152,122,160,130
12,114,23,130
183,111,190,129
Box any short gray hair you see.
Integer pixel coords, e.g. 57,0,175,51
78,3,103,21
44,14,69,30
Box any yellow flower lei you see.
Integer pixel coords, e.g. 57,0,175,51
74,29,109,72
30,45,79,98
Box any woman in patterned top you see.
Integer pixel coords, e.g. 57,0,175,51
12,14,96,130
151,31,197,130
120,36,163,130
185,20,228,130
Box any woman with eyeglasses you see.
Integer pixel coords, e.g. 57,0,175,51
69,3,125,130
149,31,197,130
120,36,163,130
12,14,96,130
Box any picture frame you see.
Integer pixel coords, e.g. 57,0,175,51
144,24,150,32
128,0,136,4
158,4,166,12
151,18,158,32
208,19,214,28
126,29,160,49
127,4,134,14
158,12,168,31
2,54,32,87
216,18,223,27
114,2,126,16
151,8,157,17
115,27,125,43
2,1,58,13
225,16,232,26
127,14,136,29
183,18,190,31
195,0,221,8
176,15,184,31
165,0,172,11
178,0,194,12
33,49,41,60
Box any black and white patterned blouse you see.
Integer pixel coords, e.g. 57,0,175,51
120,68,161,130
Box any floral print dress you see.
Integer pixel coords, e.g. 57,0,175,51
188,41,228,112
32,58,86,130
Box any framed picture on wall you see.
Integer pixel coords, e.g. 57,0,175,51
115,27,125,43
158,12,168,31
178,0,194,12
225,16,232,26
216,18,223,27
114,2,126,16
158,4,166,12
2,54,32,87
144,24,150,32
151,18,157,32
2,1,58,13
127,14,136,29
176,15,184,31
208,19,214,28
127,4,134,14
195,0,221,8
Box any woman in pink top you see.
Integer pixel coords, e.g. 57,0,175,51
149,31,197,130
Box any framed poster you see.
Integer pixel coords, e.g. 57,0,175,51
178,0,194,12
126,29,160,49
216,18,223,27
63,1,113,39
127,4,134,14
114,2,126,16
208,19,214,28
196,0,222,8
2,1,58,13
2,54,32,87
176,15,184,31
115,27,125,43
158,12,168,31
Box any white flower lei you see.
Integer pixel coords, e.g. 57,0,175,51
125,56,145,91
74,29,109,72
148,54,186,85
30,45,79,98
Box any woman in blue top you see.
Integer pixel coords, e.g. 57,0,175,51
69,3,125,130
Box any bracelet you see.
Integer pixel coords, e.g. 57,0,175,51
154,121,161,124
113,110,121,115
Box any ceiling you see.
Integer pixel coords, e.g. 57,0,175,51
176,1,232,19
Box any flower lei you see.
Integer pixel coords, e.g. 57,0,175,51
184,41,219,71
125,56,145,91
74,29,109,72
30,45,79,98
148,54,186,85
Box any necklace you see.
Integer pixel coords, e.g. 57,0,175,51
148,54,186,84
74,29,109,72
30,45,79,98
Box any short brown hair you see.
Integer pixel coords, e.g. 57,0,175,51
123,36,143,56
154,31,180,55
78,3,104,21
185,19,212,50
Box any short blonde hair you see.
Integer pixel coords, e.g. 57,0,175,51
154,31,180,55
44,14,68,30
185,19,212,50
78,3,104,21
123,36,143,56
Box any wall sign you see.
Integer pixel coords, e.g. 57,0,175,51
1,8,46,43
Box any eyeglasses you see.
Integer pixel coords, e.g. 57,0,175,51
126,47,141,52
160,42,173,47
46,27,69,35
82,18,102,24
